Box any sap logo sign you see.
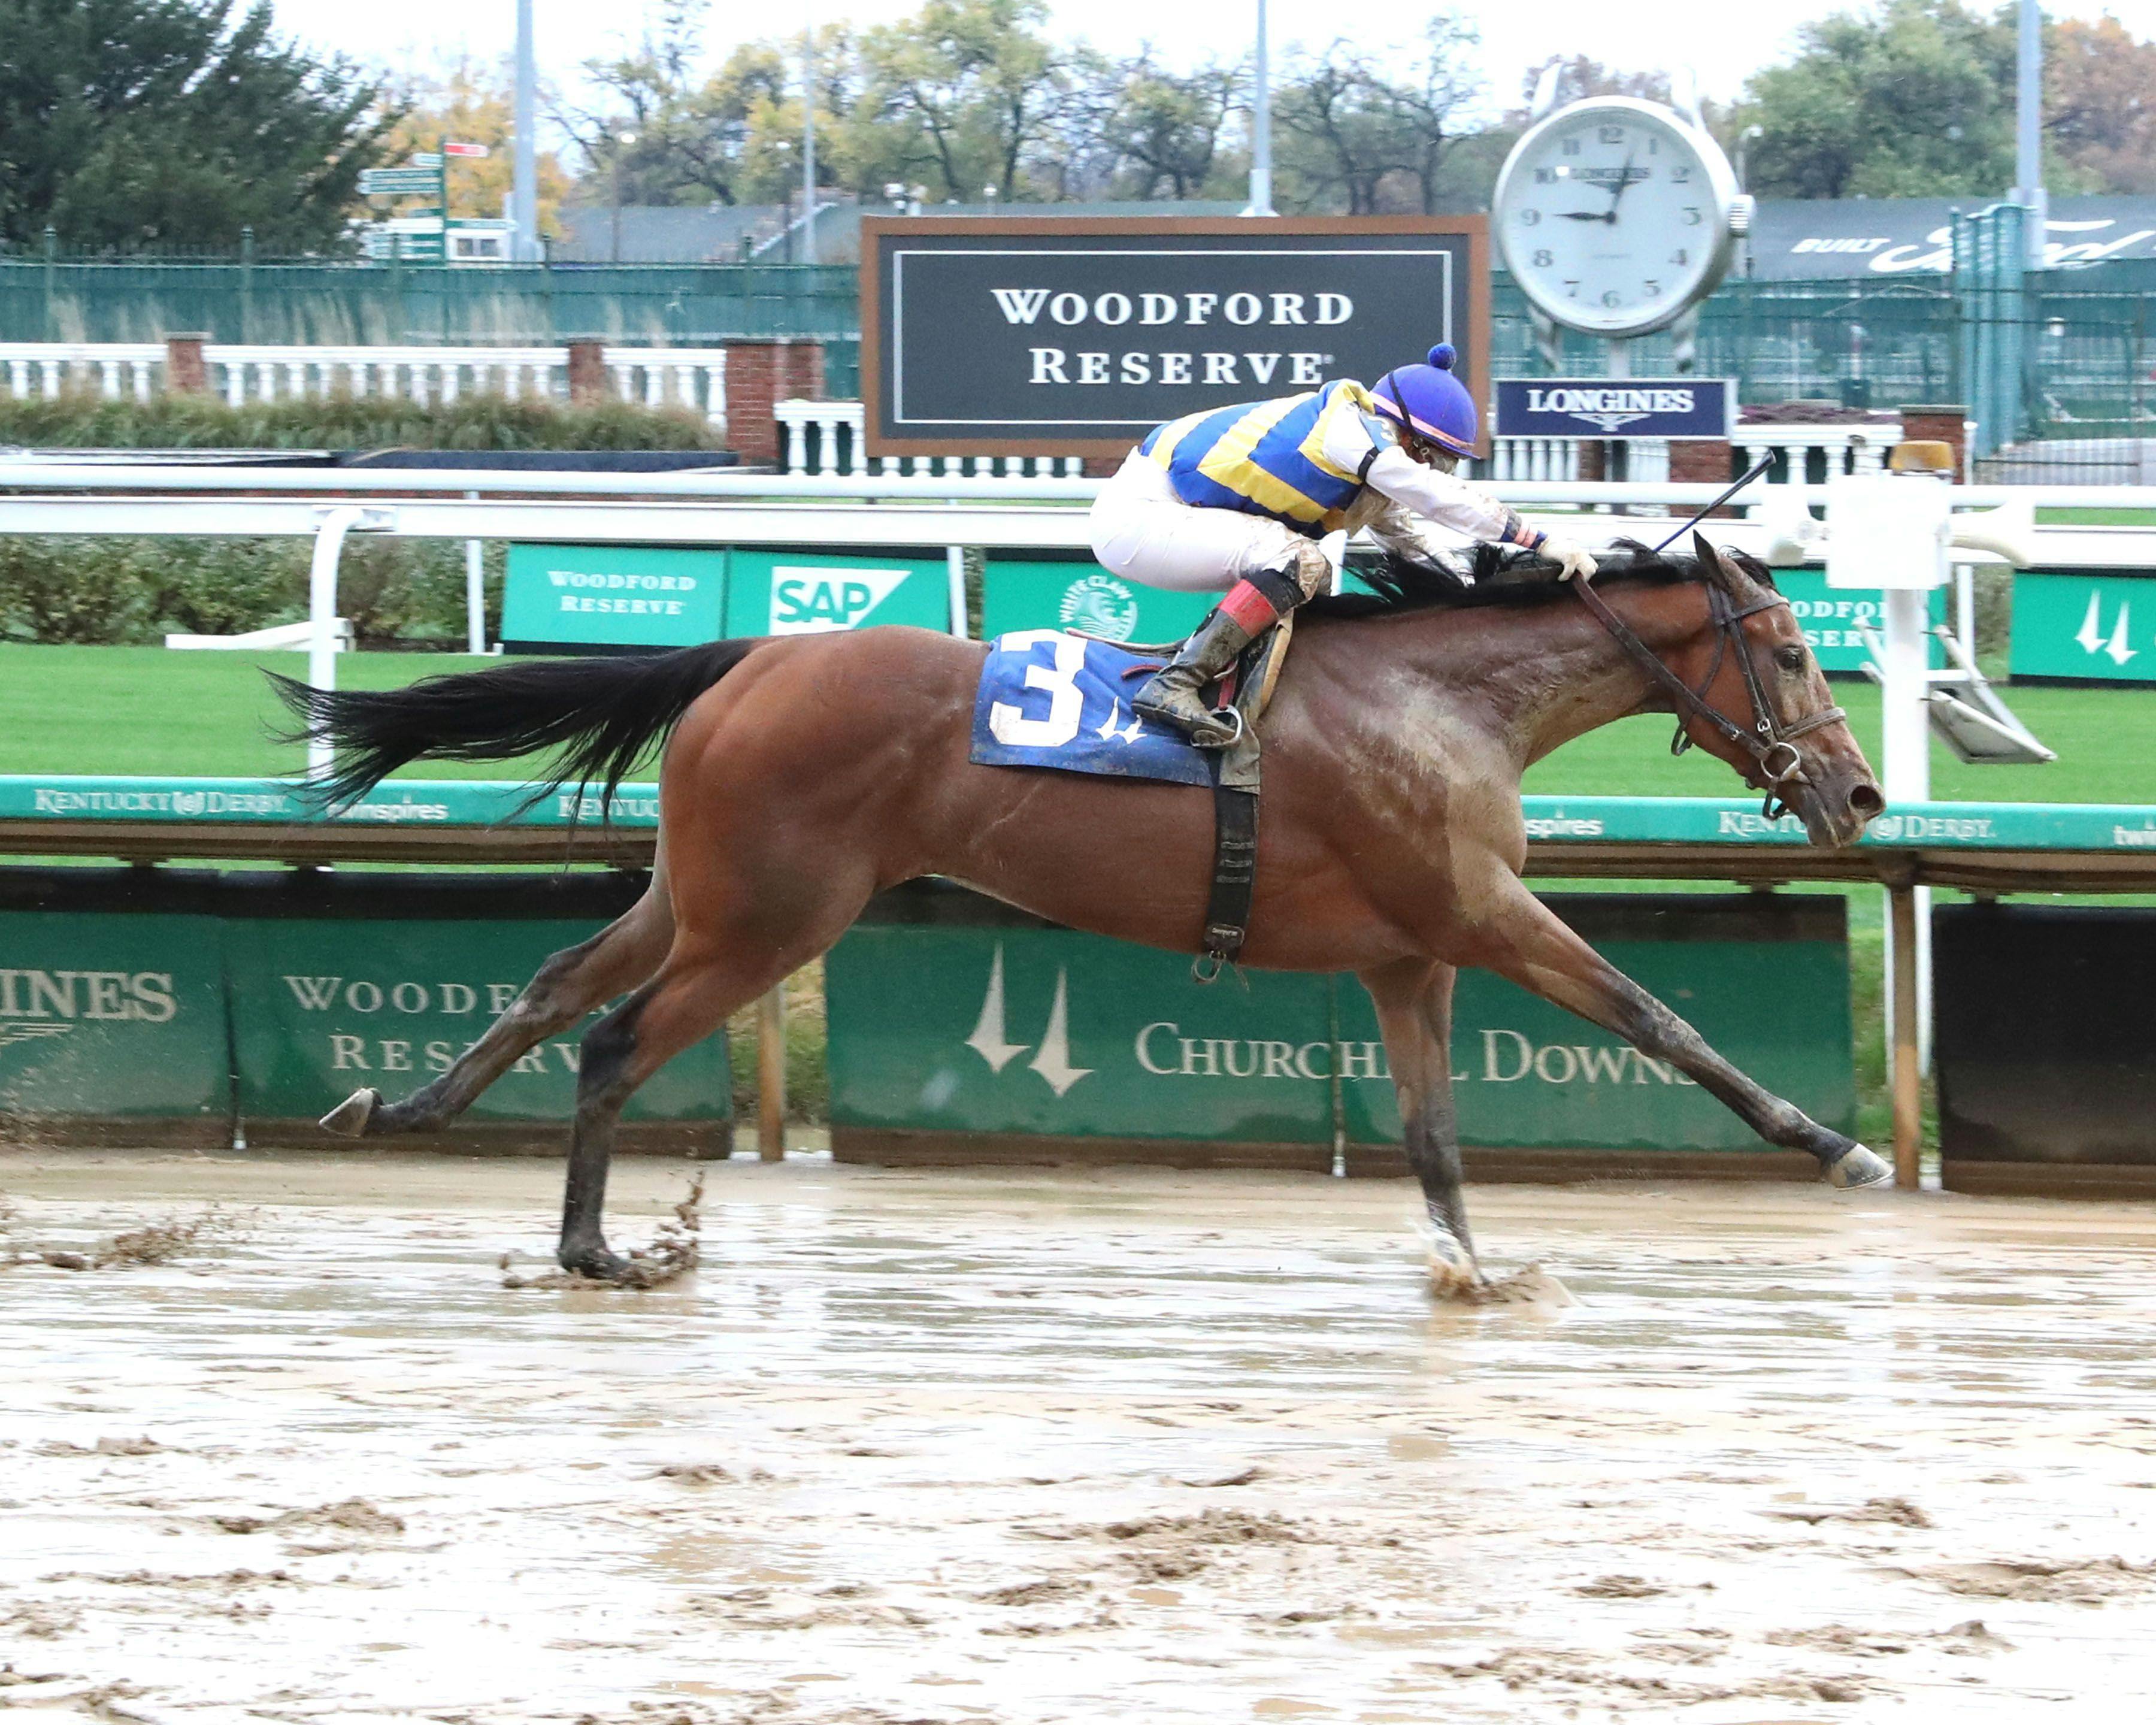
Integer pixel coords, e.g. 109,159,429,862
769,565,909,634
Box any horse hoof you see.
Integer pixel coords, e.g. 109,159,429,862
559,1242,629,1281
319,1088,380,1137
1422,1219,1482,1299
1825,1142,1894,1190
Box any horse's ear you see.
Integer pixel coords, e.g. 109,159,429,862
1692,531,1743,595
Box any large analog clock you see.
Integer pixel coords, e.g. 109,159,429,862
1492,96,1748,338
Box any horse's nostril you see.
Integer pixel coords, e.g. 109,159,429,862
1848,783,1886,822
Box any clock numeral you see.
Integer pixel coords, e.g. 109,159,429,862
1648,135,1660,155
1562,137,1581,156
1671,249,1689,265
1671,166,1691,183
1563,280,1580,298
1519,208,1542,226
1601,289,1622,308
1531,249,1553,268
1682,206,1703,225
1643,280,1661,296
1599,125,1624,144
1534,167,1556,184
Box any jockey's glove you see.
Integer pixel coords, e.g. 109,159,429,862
1540,534,1599,582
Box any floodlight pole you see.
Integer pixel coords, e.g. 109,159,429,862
802,19,818,265
513,0,538,262
2013,0,2046,269
1246,0,1274,217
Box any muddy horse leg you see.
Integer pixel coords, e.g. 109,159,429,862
1364,958,1479,1293
1468,883,1890,1188
322,871,676,1139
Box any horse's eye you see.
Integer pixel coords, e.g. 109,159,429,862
1774,646,1806,673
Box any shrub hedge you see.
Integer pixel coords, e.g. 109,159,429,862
0,392,719,646
0,391,722,451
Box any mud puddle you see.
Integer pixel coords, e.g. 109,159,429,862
2,1152,2154,1720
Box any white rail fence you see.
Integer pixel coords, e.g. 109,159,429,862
0,342,729,425
1,343,1909,486
770,398,1901,488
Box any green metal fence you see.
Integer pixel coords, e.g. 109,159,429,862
8,235,2156,459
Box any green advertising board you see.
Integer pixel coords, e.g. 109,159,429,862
723,550,949,637
2009,570,2156,683
0,909,229,1131
225,917,732,1127
826,924,1334,1162
824,891,1852,1167
1776,570,1945,674
1337,901,1854,1152
982,559,1215,644
502,543,727,650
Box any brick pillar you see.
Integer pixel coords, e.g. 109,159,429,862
1899,405,1971,482
1575,438,1606,483
722,340,784,467
566,340,608,405
1669,438,1737,513
779,338,825,402
165,334,210,395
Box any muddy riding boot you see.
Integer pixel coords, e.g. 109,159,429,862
1134,570,1297,748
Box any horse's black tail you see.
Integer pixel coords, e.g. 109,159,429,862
268,638,761,810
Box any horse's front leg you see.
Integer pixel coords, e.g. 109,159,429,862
1462,881,1891,1190
1362,958,1480,1294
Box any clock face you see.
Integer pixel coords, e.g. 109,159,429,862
1494,98,1738,337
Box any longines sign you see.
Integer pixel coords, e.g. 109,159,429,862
1494,377,1733,440
860,216,1490,458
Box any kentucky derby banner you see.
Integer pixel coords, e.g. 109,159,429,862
861,216,1489,458
1494,378,1733,440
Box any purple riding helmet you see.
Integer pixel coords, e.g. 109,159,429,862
1371,343,1478,459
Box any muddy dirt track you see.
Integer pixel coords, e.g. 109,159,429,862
3,1152,2154,1723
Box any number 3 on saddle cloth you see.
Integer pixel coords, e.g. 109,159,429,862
968,627,1280,980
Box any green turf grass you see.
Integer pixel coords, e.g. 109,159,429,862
6,640,2155,802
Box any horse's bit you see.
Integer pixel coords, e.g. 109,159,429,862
1573,575,1846,821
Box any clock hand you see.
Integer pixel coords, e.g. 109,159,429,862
1557,210,1609,222
1606,153,1638,219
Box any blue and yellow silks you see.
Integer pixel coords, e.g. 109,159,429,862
1139,381,1377,538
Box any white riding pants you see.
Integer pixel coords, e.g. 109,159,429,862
1087,449,1312,594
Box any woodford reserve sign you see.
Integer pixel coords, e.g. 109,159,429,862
860,216,1490,458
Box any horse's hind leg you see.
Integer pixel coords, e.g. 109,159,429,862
1362,958,1479,1294
322,872,675,1139
558,889,867,1278
1464,880,1891,1190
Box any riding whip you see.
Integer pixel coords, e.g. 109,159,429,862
1648,453,1778,555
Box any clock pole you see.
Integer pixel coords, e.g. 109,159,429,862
1603,338,1631,486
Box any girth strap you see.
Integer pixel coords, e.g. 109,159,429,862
1197,779,1259,982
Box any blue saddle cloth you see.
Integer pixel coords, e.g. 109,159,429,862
968,629,1213,789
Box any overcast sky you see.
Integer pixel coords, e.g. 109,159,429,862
268,0,2156,145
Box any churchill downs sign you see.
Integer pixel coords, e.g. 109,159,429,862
860,216,1490,458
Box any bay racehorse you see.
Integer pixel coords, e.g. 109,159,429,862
276,537,1890,1291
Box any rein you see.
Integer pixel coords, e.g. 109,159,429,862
1571,575,1846,820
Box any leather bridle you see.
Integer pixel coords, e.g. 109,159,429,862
1573,574,1846,821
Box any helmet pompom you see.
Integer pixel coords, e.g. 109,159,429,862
1427,342,1457,371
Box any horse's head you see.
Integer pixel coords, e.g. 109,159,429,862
1666,534,1884,848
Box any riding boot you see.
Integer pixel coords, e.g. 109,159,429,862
1133,567,1299,747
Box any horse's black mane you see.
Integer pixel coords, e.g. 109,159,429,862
1301,538,1779,621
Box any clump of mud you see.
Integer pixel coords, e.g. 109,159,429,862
1768,1496,1933,1529
501,1173,702,1292
2,1208,233,1273
208,1498,405,1540
1900,1557,2156,1602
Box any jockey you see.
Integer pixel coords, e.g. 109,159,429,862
1089,344,1599,746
